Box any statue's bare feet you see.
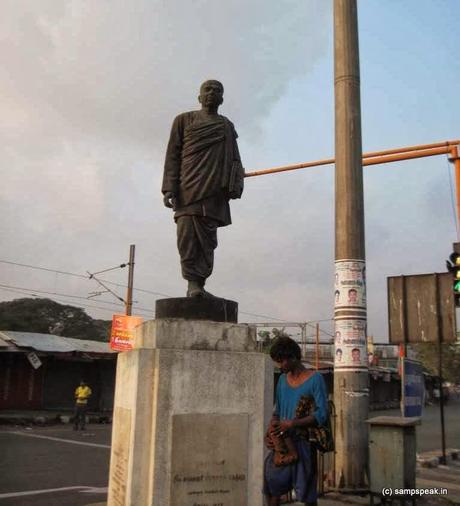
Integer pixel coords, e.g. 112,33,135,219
186,280,217,298
187,280,205,297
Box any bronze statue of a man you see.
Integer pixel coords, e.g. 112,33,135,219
162,80,244,297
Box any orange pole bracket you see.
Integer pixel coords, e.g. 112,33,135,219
448,146,460,233
244,139,460,178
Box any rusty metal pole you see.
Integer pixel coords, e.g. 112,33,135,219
315,323,320,370
333,0,368,490
125,244,135,316
301,323,307,359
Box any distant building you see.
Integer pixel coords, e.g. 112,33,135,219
0,331,116,412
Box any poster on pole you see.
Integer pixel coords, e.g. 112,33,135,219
27,351,42,370
334,260,366,310
334,318,367,369
401,358,425,418
110,314,144,351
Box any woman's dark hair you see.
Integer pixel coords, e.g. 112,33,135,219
269,336,301,361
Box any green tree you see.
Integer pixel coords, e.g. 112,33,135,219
412,342,460,383
0,298,111,341
257,327,292,354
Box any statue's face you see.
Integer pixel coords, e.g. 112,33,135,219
198,80,224,108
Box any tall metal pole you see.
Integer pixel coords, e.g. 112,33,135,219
435,273,447,465
301,323,307,359
125,244,135,316
333,0,369,490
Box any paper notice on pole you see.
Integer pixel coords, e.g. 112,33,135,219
110,314,143,351
27,352,42,369
334,318,367,368
334,260,366,310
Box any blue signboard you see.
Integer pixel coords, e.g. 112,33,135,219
403,359,425,418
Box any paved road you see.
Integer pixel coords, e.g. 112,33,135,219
0,399,458,505
0,425,111,506
372,397,460,453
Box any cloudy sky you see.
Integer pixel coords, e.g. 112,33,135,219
1,0,459,342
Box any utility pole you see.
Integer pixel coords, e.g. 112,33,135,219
315,323,320,370
125,244,135,316
333,0,368,490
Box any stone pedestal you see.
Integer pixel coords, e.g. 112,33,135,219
155,297,238,323
107,318,273,506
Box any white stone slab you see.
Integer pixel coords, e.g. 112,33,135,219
171,413,248,506
134,319,256,352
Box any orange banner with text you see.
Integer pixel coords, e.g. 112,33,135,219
110,314,143,351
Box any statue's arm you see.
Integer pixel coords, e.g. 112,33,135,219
162,115,184,208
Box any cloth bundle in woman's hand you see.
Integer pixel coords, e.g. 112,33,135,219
264,418,298,467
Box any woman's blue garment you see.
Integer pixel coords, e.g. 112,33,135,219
274,371,328,425
264,371,329,501
263,437,317,503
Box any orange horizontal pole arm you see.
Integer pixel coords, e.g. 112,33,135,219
245,139,460,178
362,146,451,166
363,139,460,158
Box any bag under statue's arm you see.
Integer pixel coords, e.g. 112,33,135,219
228,127,244,200
229,160,244,199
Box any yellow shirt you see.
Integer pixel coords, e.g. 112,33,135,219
75,385,92,405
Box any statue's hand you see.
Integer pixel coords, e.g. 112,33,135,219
163,192,177,210
228,188,243,200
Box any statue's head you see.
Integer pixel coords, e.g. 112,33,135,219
198,80,224,109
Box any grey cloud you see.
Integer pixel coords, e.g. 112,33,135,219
1,0,331,326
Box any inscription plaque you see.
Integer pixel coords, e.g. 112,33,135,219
171,413,248,506
108,407,132,506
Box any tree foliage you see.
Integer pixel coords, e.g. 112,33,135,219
0,298,111,342
412,342,460,384
258,327,292,354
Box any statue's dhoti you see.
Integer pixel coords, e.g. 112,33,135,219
176,215,218,282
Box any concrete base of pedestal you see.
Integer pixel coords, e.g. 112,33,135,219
107,318,273,506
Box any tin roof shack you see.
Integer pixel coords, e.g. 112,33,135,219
369,366,401,410
0,331,116,412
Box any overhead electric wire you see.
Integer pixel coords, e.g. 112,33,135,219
0,259,292,320
0,259,171,298
89,264,128,276
0,260,87,279
0,286,153,316
0,258,332,330
86,272,125,304
238,310,291,322
0,283,154,314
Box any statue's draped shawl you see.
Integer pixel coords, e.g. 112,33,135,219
162,111,238,207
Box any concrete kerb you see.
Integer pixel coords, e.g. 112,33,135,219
86,494,457,506
418,448,460,468
0,412,112,426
